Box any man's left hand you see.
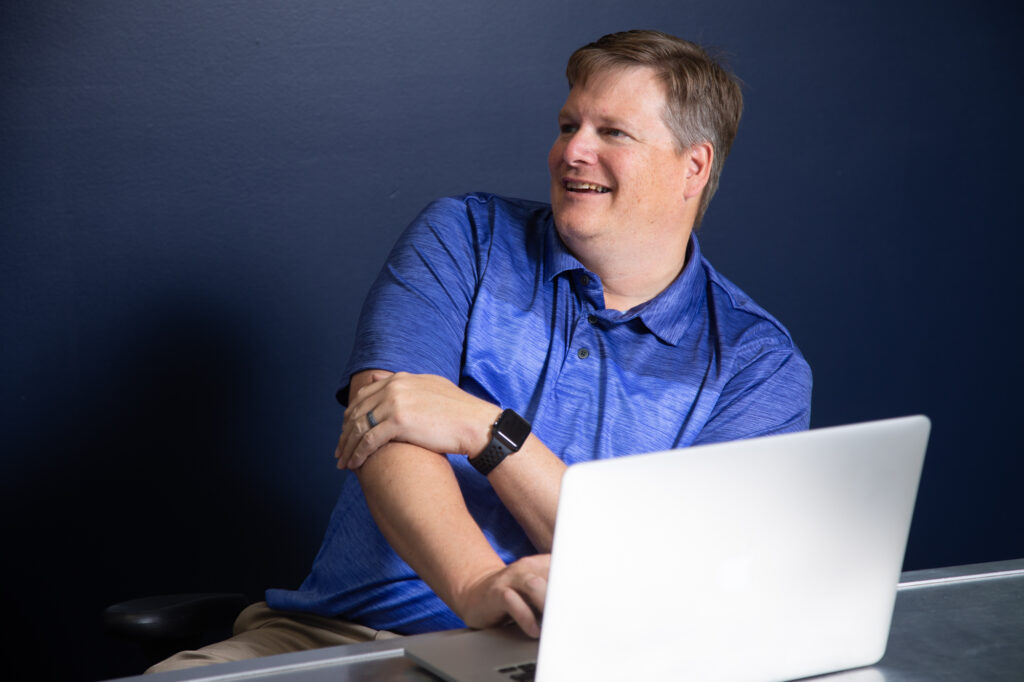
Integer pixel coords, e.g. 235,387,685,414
335,371,501,470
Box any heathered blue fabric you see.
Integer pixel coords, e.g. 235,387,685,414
266,193,812,633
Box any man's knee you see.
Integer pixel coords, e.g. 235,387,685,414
144,602,285,673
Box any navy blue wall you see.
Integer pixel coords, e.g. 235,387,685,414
2,2,1021,679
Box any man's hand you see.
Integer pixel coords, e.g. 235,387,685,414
336,371,501,470
455,554,551,638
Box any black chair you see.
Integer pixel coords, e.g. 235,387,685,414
104,592,249,666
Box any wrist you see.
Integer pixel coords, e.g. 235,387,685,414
469,408,532,476
449,560,503,623
468,406,505,457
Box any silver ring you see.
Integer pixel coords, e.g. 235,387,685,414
366,409,379,429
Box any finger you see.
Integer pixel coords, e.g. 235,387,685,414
520,574,548,615
347,411,400,469
336,418,359,466
337,429,358,469
342,399,402,470
337,404,376,469
333,413,366,460
340,388,386,454
502,587,541,638
336,412,355,468
336,432,350,469
338,422,365,469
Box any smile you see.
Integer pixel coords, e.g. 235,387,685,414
564,180,611,194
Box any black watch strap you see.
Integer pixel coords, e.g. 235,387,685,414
470,408,531,476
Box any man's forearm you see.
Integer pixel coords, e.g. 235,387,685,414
478,435,567,553
356,441,505,616
341,369,567,552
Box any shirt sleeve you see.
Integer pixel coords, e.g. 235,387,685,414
338,197,481,404
693,344,813,445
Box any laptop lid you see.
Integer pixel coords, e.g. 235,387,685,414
407,415,930,682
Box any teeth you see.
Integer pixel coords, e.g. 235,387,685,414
566,181,610,193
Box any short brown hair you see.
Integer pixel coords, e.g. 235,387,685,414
566,30,743,226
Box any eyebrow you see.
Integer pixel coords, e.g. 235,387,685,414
558,109,632,128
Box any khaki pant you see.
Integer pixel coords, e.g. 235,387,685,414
146,602,401,673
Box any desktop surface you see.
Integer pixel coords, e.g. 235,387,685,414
119,558,1024,682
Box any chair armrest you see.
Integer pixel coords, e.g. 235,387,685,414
104,593,249,640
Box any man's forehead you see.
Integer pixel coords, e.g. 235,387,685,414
559,65,669,118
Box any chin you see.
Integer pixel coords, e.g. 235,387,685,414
553,212,599,246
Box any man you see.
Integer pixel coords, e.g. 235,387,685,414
149,29,811,671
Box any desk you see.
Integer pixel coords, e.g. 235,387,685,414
120,559,1024,682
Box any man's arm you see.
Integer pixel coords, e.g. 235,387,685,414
337,370,567,552
344,370,551,635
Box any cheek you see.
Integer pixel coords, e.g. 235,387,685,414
617,160,654,204
623,170,676,215
547,141,563,176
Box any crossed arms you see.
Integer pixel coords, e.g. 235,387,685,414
334,369,565,637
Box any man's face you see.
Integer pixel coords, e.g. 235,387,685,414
548,66,696,256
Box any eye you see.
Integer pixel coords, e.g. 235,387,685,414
602,128,627,138
559,123,579,135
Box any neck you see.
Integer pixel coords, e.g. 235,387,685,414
566,229,693,312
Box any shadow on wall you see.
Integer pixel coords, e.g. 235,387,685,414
2,294,324,681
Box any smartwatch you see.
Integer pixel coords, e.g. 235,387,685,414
470,408,531,476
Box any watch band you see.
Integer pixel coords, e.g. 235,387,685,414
470,408,531,476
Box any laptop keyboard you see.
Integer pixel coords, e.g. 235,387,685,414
497,661,536,681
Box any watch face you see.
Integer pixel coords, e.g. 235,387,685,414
496,409,531,450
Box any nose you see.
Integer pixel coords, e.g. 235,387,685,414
561,128,597,167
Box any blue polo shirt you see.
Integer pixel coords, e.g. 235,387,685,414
266,193,812,633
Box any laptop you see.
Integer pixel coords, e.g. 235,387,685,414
405,415,931,682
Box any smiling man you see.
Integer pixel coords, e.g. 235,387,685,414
149,30,811,672
549,63,710,311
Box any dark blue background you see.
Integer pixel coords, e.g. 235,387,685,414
2,1,1021,679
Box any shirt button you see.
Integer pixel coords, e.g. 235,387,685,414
587,314,598,325
577,347,590,359
579,274,590,286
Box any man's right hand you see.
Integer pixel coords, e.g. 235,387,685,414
454,554,551,638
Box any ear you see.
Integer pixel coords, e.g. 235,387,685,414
683,142,714,200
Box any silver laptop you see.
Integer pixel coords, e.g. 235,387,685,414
405,415,931,682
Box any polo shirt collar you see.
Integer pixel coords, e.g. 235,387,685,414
542,220,707,346
543,218,586,283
